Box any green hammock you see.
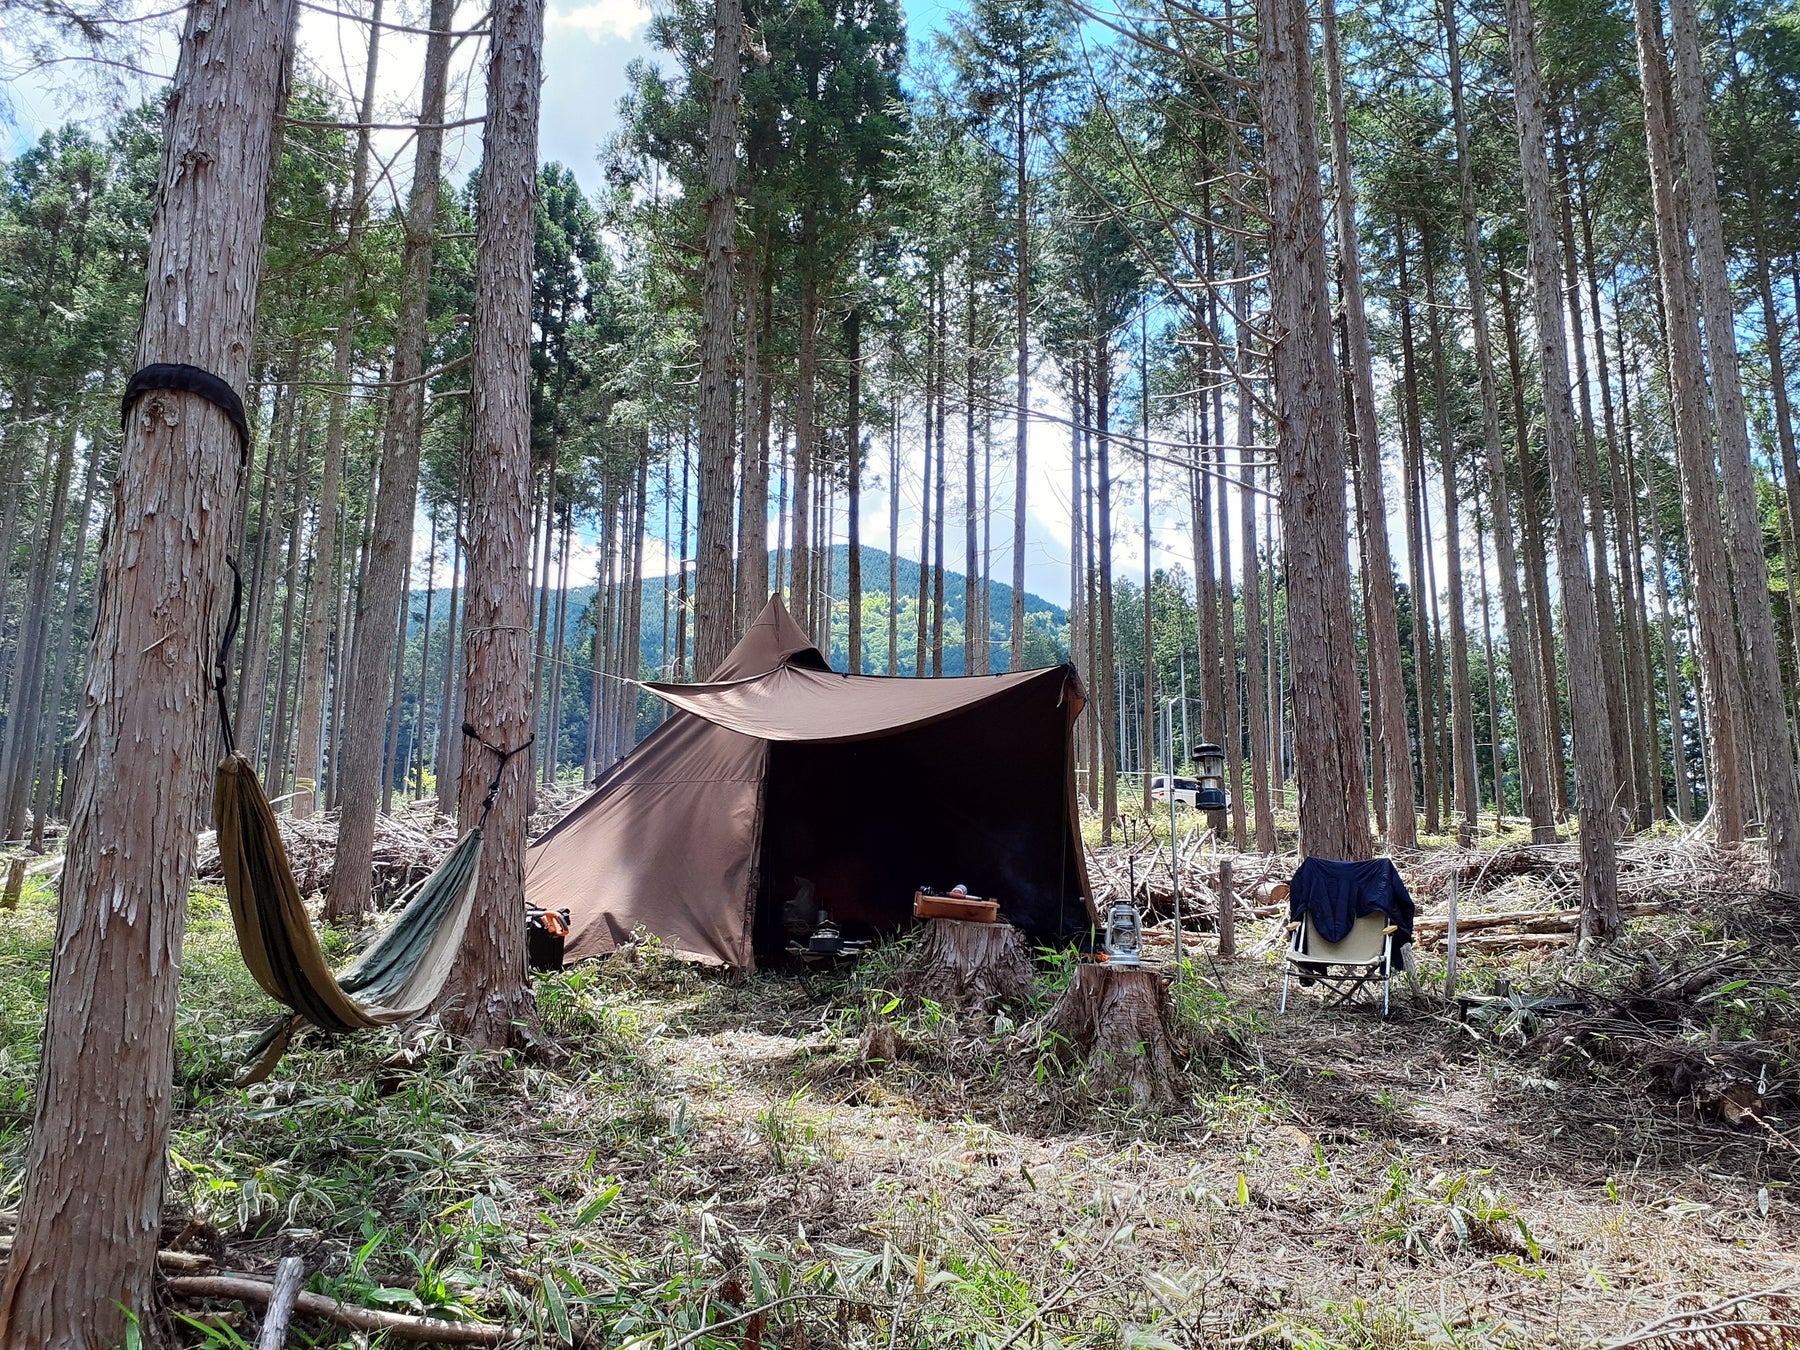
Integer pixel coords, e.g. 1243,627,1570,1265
209,563,526,1084
214,753,486,1083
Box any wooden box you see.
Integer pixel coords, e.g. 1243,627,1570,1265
913,891,999,923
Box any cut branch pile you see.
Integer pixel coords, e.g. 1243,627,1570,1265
1405,832,1753,908
529,779,589,835
1086,832,1292,930
193,807,457,904
1528,948,1800,1151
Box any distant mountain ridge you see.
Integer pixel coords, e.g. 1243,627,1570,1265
409,545,1069,677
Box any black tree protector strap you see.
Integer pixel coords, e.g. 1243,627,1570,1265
122,363,252,462
462,722,534,827
215,557,245,754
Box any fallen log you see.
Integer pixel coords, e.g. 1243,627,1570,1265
1455,932,1573,953
1412,900,1667,942
164,1274,524,1346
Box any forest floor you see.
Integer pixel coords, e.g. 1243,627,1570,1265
2,824,1798,1348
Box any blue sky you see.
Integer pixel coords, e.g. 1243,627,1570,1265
0,0,1251,613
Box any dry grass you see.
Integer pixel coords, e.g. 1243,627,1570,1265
2,834,1797,1347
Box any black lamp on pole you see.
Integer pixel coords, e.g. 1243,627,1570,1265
1194,742,1229,811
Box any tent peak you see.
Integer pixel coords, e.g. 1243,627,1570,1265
706,594,829,682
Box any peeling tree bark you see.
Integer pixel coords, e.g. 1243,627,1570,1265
0,0,295,1338
435,0,546,1049
1257,0,1371,862
1503,0,1620,934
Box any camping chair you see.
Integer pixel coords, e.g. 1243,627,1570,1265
1280,911,1397,1015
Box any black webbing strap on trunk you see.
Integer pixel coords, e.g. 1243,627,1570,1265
215,557,244,755
122,362,252,462
461,722,534,827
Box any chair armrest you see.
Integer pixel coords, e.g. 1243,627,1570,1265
1381,925,1398,935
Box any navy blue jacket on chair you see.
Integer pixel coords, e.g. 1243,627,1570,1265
1287,856,1414,949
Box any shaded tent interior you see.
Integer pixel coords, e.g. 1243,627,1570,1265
523,596,1094,969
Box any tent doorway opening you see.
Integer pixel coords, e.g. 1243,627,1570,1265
750,679,1088,963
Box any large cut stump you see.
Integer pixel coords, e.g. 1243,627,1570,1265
897,919,1035,1013
1039,965,1182,1108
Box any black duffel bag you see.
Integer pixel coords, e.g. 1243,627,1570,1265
527,907,571,971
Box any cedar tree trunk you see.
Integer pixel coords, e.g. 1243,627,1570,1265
692,0,742,674
0,0,294,1339
1257,0,1372,861
327,0,454,918
1503,0,1621,933
436,0,546,1047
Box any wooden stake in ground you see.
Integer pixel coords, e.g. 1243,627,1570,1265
1039,966,1181,1108
255,1257,305,1350
899,919,1035,1013
0,0,296,1341
1217,857,1235,958
436,0,547,1049
1444,875,1460,999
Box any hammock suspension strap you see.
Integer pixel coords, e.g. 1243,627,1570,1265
122,363,252,463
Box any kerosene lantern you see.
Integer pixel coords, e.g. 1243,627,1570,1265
1104,900,1143,967
1194,742,1229,810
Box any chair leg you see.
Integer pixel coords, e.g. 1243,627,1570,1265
1280,966,1291,1013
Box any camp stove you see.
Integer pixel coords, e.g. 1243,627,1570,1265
1103,900,1143,967
808,913,844,955
792,910,869,961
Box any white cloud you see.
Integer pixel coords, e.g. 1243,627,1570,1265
547,0,653,41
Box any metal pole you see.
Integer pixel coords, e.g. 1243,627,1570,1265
1163,695,1182,985
1179,647,1190,762
1445,874,1460,999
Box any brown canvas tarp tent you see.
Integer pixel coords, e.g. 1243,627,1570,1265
523,596,1095,969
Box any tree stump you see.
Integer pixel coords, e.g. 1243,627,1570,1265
897,919,1035,1013
1038,965,1182,1108
857,1021,909,1065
